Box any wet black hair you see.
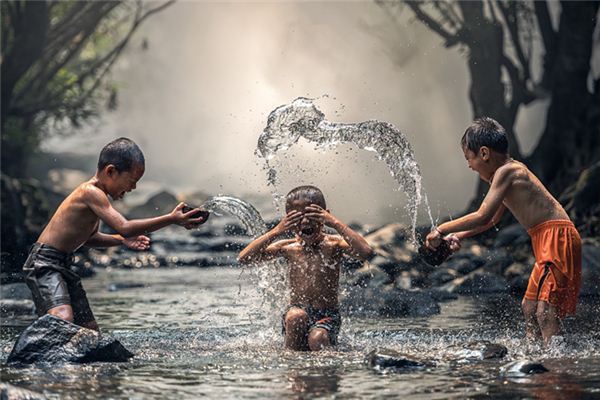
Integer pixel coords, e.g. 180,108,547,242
97,137,145,172
461,117,509,154
285,185,326,211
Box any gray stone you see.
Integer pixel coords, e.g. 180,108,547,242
8,314,133,365
366,349,429,371
493,224,528,248
501,360,549,376
0,383,47,400
440,268,508,295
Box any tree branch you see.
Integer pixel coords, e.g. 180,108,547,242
405,2,461,47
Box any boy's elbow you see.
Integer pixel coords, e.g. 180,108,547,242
116,222,136,238
475,211,493,226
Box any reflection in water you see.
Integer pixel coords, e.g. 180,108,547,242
1,268,599,399
287,366,341,398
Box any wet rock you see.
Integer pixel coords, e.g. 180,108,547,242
342,285,440,317
463,341,508,359
366,349,428,371
0,283,32,300
580,244,600,297
493,224,528,248
481,249,514,276
501,360,549,376
444,257,482,275
108,282,145,292
0,383,47,400
428,267,459,286
0,299,36,317
421,288,458,302
364,223,407,248
440,268,508,295
346,264,392,287
7,314,133,365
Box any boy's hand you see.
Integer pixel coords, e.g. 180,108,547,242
425,228,443,249
445,234,461,252
274,210,303,235
171,202,208,229
123,235,151,250
304,204,337,227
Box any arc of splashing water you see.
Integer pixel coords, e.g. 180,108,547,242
256,97,433,241
201,196,288,324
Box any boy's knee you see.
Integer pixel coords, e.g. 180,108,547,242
307,328,330,351
285,308,309,330
47,305,74,322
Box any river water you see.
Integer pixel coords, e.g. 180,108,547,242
2,266,599,399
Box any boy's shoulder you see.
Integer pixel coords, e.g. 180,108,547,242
492,159,527,184
72,181,108,202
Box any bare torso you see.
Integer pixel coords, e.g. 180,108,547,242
37,181,101,253
281,235,343,310
499,160,569,229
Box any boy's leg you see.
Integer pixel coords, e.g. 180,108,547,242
536,301,562,345
67,278,99,331
284,307,309,351
47,304,75,322
307,328,331,351
522,299,541,341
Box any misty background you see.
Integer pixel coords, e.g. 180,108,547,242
42,2,565,226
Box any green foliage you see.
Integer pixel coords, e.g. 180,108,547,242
1,0,173,176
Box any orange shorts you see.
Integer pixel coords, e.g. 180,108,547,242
524,220,582,318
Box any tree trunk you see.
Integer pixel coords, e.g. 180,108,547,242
528,1,600,195
457,2,521,211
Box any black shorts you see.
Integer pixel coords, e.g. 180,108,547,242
281,304,342,345
23,243,95,325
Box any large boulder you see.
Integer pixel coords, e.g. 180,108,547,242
342,285,440,317
493,224,529,248
127,190,178,219
7,314,133,365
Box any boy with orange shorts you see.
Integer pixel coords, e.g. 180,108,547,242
426,117,581,345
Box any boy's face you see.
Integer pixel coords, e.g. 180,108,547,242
462,146,492,182
286,198,325,245
104,163,145,200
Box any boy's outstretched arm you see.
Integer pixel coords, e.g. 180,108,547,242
427,166,514,248
305,205,374,260
84,185,206,238
85,231,151,250
454,204,506,240
237,210,302,264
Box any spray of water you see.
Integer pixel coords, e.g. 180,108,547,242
256,97,434,240
202,196,288,328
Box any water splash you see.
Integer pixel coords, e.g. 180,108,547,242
256,97,433,240
202,196,288,328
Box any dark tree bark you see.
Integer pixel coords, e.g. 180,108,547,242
528,1,600,194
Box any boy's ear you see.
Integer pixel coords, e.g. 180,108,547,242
479,146,490,161
105,164,118,177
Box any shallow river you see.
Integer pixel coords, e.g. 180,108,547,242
2,267,599,399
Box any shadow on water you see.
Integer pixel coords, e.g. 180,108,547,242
2,267,600,399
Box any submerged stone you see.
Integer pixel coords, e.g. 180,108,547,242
7,314,133,365
366,349,428,371
464,341,508,359
0,383,47,400
501,360,549,376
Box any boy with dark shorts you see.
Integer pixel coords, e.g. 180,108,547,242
24,138,207,330
426,117,581,345
238,186,373,351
